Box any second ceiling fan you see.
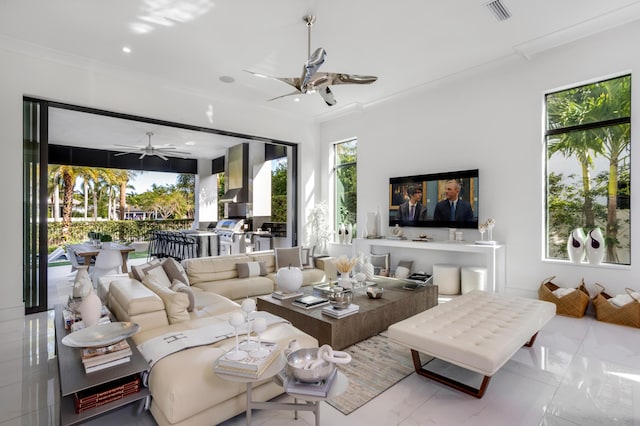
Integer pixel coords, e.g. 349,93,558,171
246,15,377,106
113,132,191,160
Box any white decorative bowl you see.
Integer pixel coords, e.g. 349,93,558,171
276,266,303,293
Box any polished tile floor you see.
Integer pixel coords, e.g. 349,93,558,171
1,265,638,425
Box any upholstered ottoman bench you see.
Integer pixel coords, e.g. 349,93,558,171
388,290,555,398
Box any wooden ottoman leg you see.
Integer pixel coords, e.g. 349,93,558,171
410,350,492,399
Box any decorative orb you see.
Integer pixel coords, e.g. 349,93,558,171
229,312,245,327
241,298,256,313
276,266,303,293
395,266,410,279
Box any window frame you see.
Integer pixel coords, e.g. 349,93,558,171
333,139,357,234
543,74,631,265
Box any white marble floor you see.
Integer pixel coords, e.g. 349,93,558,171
1,266,638,425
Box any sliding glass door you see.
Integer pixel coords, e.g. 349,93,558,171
23,98,49,313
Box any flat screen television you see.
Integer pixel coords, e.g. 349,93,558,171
389,169,479,229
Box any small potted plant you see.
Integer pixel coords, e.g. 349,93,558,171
305,201,333,255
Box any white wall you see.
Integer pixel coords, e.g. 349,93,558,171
319,21,640,298
0,43,321,321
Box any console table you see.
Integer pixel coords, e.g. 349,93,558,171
54,305,150,426
354,238,506,293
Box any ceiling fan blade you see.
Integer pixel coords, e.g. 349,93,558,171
156,153,169,161
114,144,142,149
267,91,303,102
301,47,327,91
114,151,135,157
331,73,378,85
244,70,303,91
139,153,146,159
318,86,336,106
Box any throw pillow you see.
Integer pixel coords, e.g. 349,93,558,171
370,253,390,277
170,279,195,312
275,247,303,270
162,257,190,285
142,275,190,324
237,261,267,278
130,259,160,281
397,260,413,271
301,247,313,269
143,263,173,288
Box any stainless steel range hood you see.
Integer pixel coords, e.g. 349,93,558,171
220,143,249,203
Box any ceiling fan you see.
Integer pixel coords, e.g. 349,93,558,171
113,132,191,160
246,15,377,106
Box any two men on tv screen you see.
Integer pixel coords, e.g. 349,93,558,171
395,180,474,223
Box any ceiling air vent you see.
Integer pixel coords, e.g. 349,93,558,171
486,0,511,22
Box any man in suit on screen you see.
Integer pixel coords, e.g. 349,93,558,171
395,185,423,222
433,179,474,223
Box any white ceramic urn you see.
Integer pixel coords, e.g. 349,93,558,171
585,227,605,265
72,265,92,299
566,228,586,263
276,266,303,293
79,288,102,327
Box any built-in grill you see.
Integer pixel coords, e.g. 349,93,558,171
215,218,246,255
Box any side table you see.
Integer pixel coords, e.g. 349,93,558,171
214,353,348,426
54,304,150,426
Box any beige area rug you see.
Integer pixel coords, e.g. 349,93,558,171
326,334,415,415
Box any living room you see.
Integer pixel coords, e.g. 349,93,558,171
1,1,640,425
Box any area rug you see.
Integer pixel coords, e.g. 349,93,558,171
325,333,414,415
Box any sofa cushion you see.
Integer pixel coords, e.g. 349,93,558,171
236,261,267,278
162,257,190,285
250,252,276,274
144,263,173,287
275,247,303,269
143,275,190,324
192,276,275,301
183,254,250,285
171,279,195,312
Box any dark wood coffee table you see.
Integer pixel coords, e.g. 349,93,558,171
256,278,438,350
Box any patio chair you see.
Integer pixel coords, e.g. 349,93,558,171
91,249,123,287
66,247,91,272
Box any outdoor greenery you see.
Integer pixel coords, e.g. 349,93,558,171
271,160,287,222
545,74,631,263
335,140,357,228
48,162,288,247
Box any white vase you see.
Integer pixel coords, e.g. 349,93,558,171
338,272,352,289
338,223,346,244
345,223,353,244
566,228,586,263
363,257,375,280
585,227,605,265
72,265,92,299
79,288,102,327
367,212,377,236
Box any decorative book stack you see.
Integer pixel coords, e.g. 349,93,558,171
292,295,329,309
285,367,337,398
322,304,360,319
81,339,132,373
214,342,280,379
271,290,304,300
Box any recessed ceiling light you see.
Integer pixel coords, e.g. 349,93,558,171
219,75,235,83
294,98,300,102
185,141,196,146
122,46,132,54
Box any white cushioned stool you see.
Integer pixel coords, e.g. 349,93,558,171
432,264,460,295
461,266,487,294
388,290,555,398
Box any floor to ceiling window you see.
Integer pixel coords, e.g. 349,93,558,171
334,139,357,235
544,74,631,264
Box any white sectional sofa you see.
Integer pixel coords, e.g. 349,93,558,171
97,248,329,425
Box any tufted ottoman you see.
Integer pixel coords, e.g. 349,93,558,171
387,290,555,398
